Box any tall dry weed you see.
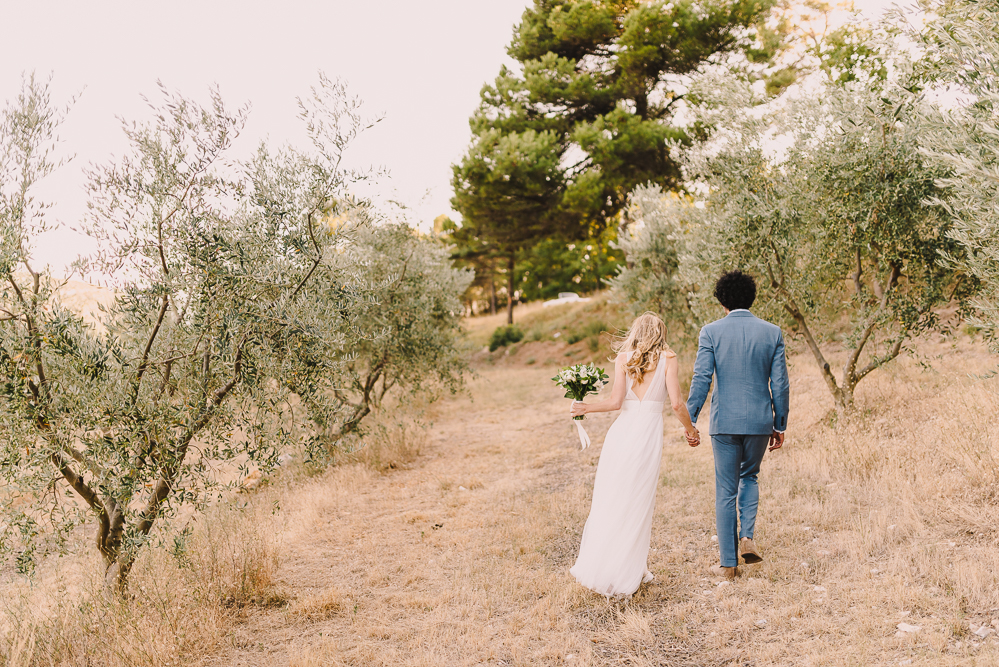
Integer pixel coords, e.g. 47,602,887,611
342,414,428,473
0,495,282,666
776,339,999,621
1,403,428,667
193,504,283,609
6,338,999,666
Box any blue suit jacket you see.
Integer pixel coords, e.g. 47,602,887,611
686,310,790,436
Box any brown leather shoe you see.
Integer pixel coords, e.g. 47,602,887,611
709,564,738,579
740,537,763,564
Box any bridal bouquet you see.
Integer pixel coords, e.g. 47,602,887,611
552,363,609,449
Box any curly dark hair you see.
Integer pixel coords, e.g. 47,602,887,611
714,270,757,311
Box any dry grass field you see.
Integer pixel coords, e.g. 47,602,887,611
3,304,999,666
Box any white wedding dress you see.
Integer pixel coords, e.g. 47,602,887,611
570,351,672,598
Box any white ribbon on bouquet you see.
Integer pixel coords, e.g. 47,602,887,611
571,400,590,450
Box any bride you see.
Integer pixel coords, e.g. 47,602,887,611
568,312,699,598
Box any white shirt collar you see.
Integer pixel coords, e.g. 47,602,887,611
729,309,751,313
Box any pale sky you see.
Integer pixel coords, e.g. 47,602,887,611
2,0,901,277
1,0,532,275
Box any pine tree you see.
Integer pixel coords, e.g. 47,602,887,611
472,0,776,230
451,129,564,323
451,1,778,322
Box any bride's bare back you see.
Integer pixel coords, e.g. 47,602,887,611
625,350,676,402
629,359,663,401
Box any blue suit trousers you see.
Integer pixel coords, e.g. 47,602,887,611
711,434,770,567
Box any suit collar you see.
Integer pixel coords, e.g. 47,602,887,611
725,310,755,318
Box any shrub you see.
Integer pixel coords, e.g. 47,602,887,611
919,2,999,350
489,325,524,351
612,185,701,347
343,417,427,473
566,320,607,346
621,67,973,412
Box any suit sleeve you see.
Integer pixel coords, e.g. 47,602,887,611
770,330,790,432
685,327,715,426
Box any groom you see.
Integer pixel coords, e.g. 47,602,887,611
686,270,790,579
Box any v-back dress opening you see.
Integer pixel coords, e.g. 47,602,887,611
569,350,673,598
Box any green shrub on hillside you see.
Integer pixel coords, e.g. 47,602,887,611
489,325,524,352
645,65,971,412
566,320,609,345
293,222,472,463
919,3,999,350
462,293,632,352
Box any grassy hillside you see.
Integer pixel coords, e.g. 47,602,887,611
5,287,999,667
462,294,679,375
463,294,632,348
6,335,997,666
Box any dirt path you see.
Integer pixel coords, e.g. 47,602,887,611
202,361,999,667
201,365,714,666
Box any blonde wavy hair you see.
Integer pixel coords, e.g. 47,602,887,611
613,312,675,382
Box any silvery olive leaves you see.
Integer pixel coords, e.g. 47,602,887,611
0,74,468,592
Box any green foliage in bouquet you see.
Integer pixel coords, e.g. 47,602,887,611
552,363,608,421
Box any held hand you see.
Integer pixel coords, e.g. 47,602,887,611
768,430,785,451
684,428,700,447
570,400,587,418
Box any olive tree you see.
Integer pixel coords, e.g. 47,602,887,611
0,74,373,592
917,0,999,350
623,66,971,412
287,221,472,460
611,184,704,346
